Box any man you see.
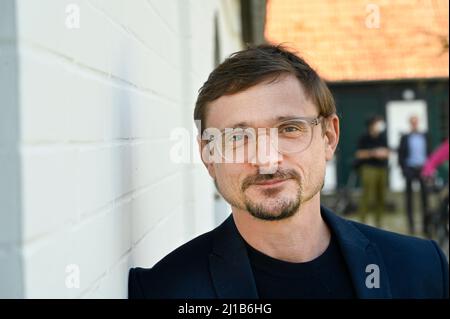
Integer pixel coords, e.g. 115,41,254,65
129,45,448,299
398,116,430,235
355,115,390,227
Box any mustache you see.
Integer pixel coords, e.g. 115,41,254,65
241,169,301,191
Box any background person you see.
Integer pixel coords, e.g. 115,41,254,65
355,115,390,227
398,115,431,235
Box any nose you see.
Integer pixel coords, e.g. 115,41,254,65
249,130,283,174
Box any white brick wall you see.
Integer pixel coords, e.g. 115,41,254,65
0,0,243,298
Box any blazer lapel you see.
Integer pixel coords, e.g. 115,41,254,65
209,207,392,299
209,215,259,299
321,207,392,298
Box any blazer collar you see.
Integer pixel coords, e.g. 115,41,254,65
321,206,392,298
209,206,392,299
209,214,259,299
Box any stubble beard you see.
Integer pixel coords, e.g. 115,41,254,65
215,169,319,221
243,180,303,221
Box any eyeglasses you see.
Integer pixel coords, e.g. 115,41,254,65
203,116,322,163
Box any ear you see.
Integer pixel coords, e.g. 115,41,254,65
323,115,340,161
197,135,216,179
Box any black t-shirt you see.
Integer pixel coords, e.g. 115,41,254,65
356,132,388,167
245,235,356,299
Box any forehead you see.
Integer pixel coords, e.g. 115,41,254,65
205,74,317,130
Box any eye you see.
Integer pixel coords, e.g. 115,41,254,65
231,133,244,141
224,130,248,145
280,125,300,133
278,123,307,137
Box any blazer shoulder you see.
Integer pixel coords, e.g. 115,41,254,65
128,229,216,298
350,220,441,256
350,220,448,297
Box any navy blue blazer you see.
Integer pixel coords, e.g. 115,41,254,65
128,206,448,299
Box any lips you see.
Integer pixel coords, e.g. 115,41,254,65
253,178,288,186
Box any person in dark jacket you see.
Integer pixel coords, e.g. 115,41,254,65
355,115,390,227
129,45,448,299
398,115,431,235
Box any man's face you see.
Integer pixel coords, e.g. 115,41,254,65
199,74,339,221
409,116,419,131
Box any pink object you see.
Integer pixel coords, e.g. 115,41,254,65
421,139,449,177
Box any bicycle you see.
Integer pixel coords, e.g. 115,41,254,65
425,178,449,254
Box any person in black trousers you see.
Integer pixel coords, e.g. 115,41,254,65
355,115,390,227
398,115,431,235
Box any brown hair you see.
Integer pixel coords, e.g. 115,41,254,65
194,44,336,133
